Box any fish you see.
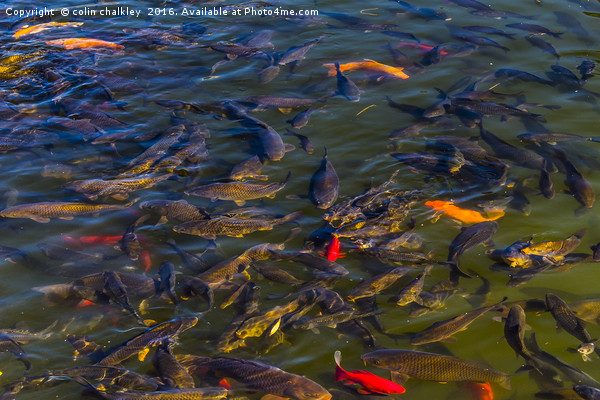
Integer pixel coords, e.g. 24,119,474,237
448,0,492,11
228,155,267,181
140,199,208,224
518,132,600,145
492,68,554,85
181,276,214,312
45,38,124,50
236,96,320,111
166,239,210,274
506,22,563,39
285,130,315,154
156,262,178,305
0,201,130,223
526,36,560,59
250,261,303,285
578,60,596,81
574,385,600,399
278,37,323,67
554,147,595,209
462,25,515,40
44,365,160,391
504,305,533,362
96,317,198,366
72,376,227,400
178,355,332,400
393,0,448,20
334,62,360,102
450,30,510,52
102,271,145,325
152,341,195,389
309,148,339,209
323,59,409,79
185,172,290,206
64,174,171,200
286,108,318,129
280,252,349,276
389,265,433,306
13,22,84,39
425,200,504,225
0,333,31,370
410,298,505,345
321,237,343,262
479,124,546,170
520,229,585,264
546,293,597,360
571,299,600,325
446,221,498,282
172,211,302,240
362,349,512,388
464,382,494,400
333,351,405,394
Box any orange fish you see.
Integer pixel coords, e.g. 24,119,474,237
13,22,83,39
45,38,124,50
323,59,409,79
464,382,493,400
424,200,504,225
334,351,405,394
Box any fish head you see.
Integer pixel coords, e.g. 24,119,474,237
424,200,449,210
284,377,332,400
360,350,398,370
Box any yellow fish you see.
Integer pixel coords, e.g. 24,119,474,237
13,22,83,39
323,59,409,79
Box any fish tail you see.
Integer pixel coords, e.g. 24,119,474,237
334,350,342,366
275,211,304,225
498,374,512,390
335,365,349,381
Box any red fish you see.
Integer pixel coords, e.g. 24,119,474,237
320,237,344,261
140,249,152,272
334,351,405,394
79,235,123,245
76,299,97,308
464,382,493,400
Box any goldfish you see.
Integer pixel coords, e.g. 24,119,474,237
13,22,83,39
464,382,493,400
323,59,409,79
45,38,124,50
424,200,504,224
79,235,123,245
334,351,405,394
320,237,344,261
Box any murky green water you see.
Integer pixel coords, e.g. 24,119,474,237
1,0,600,399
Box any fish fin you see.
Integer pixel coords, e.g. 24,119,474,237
219,378,232,390
261,395,288,400
59,216,74,220
278,107,292,114
156,216,168,225
234,200,246,206
267,318,281,336
31,216,51,223
389,371,408,386
265,194,276,199
483,238,495,247
284,143,296,152
310,327,320,334
137,347,150,362
112,193,129,200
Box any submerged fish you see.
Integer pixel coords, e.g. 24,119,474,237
334,350,405,394
13,22,83,39
425,200,504,224
334,62,360,102
309,148,339,209
0,202,130,223
185,172,290,206
46,38,124,50
323,59,409,79
362,349,512,388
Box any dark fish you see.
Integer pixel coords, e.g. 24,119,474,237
393,0,448,20
309,148,339,209
578,60,596,81
506,22,563,39
236,96,320,110
286,108,318,129
45,365,159,391
178,355,332,400
380,31,421,43
479,123,545,170
539,161,555,199
64,174,171,201
280,251,349,276
152,341,195,389
0,333,31,370
526,36,560,59
102,271,145,325
446,221,497,282
156,262,178,305
181,276,214,312
96,317,198,366
228,155,267,181
347,267,411,302
166,239,210,274
546,293,595,353
410,298,505,345
361,349,511,388
285,129,314,154
546,64,584,90
334,62,360,102
448,0,492,10
554,147,595,208
450,30,510,52
493,68,554,85
278,37,322,66
554,11,593,46
504,305,532,361
518,131,600,145
574,385,600,399
462,25,515,40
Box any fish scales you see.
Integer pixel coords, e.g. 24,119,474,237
177,355,332,400
140,200,207,223
546,293,592,343
185,174,289,205
309,148,339,209
362,349,511,388
153,342,195,389
65,174,171,200
96,317,197,366
0,202,129,223
46,365,159,391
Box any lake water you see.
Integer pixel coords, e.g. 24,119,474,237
1,0,600,399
